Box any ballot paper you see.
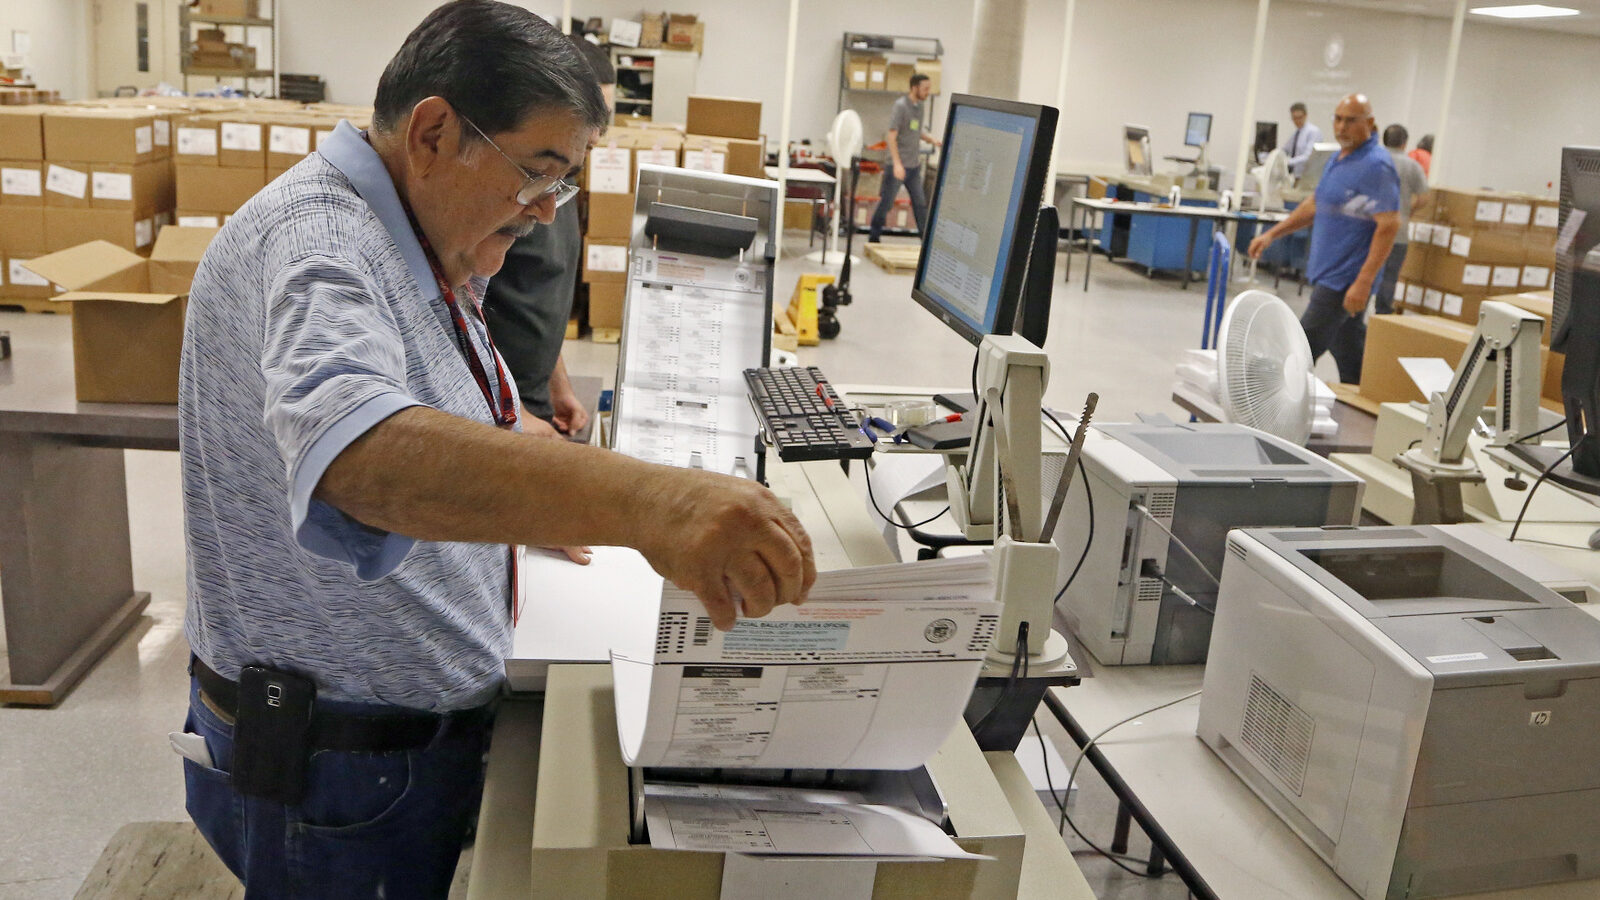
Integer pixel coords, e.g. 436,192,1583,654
505,546,664,691
612,555,1001,771
641,783,987,860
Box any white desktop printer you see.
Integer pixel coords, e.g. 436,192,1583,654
1198,524,1600,900
1053,420,1362,665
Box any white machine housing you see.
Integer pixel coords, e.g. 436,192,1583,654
1053,420,1362,666
1198,525,1600,900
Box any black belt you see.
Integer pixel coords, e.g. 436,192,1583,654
190,656,491,754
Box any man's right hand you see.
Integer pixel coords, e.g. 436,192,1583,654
893,161,906,183
634,468,816,631
1248,233,1273,260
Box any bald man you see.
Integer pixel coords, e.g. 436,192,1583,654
1249,94,1401,384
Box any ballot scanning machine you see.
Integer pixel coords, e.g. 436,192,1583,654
1053,419,1362,666
1198,524,1600,900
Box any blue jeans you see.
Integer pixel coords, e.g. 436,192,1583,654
181,676,490,899
1373,243,1407,315
1302,283,1367,385
868,165,928,241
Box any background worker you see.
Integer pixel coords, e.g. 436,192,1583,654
868,73,941,242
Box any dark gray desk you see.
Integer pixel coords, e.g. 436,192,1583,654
0,324,176,705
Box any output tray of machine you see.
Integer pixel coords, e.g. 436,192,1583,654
1199,524,1600,900
1053,420,1363,666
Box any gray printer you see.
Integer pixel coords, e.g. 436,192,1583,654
1199,524,1600,899
1053,420,1362,665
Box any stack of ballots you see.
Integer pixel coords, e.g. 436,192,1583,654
1174,348,1337,437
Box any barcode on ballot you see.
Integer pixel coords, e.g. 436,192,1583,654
693,617,713,646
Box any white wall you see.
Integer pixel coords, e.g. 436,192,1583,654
0,0,92,100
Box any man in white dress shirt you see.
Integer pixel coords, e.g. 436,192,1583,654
1282,101,1324,178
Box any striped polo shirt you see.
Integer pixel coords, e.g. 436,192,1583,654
179,121,519,712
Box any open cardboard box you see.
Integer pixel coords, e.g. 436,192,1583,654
24,227,217,403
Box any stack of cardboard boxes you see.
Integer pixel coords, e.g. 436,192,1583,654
683,96,764,180
581,121,687,332
0,105,52,301
189,27,258,73
34,107,175,259
1394,187,1560,325
844,54,940,94
174,106,360,225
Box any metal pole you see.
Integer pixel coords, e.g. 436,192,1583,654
1432,0,1467,185
775,0,799,262
560,0,572,34
1229,0,1272,208
1044,0,1078,191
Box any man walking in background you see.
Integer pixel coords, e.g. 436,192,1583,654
868,73,940,242
1375,123,1431,314
1249,93,1401,384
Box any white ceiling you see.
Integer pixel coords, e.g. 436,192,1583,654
1310,0,1600,36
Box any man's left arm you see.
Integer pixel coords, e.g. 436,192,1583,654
548,354,588,435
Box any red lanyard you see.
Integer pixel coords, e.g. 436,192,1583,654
401,202,522,625
401,203,518,429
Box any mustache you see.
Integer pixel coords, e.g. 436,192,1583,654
498,220,539,239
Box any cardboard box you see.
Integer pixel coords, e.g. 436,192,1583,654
44,163,93,208
1442,226,1525,265
21,232,214,402
588,281,626,329
90,161,175,216
4,252,55,299
175,211,225,228
681,135,728,174
915,58,942,95
1503,291,1555,345
0,106,45,159
1432,188,1524,232
638,12,664,48
197,0,260,18
1,160,44,206
44,208,158,254
1397,242,1430,283
724,137,764,179
868,57,889,90
0,204,44,252
1427,254,1523,298
175,117,221,166
582,239,629,284
266,120,316,168
586,144,633,194
1530,199,1560,232
665,16,704,52
686,96,761,141
146,225,218,293
1360,312,1550,403
42,109,166,165
586,191,635,242
217,119,266,169
177,164,267,214
629,130,682,171
783,198,815,231
885,61,916,94
846,54,874,90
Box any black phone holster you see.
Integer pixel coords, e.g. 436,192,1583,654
230,664,317,805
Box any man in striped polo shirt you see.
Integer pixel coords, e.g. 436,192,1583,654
176,2,814,895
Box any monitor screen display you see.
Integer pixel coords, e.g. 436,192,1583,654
1186,112,1212,147
912,95,1056,345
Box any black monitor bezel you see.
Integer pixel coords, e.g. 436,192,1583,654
911,93,1058,347
1253,120,1278,154
1185,111,1213,148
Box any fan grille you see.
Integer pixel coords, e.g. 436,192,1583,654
1217,291,1315,444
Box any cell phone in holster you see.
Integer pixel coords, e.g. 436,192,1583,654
231,665,316,805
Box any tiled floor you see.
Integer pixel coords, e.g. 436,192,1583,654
0,233,1327,898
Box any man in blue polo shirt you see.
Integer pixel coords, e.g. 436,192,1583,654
1249,93,1401,384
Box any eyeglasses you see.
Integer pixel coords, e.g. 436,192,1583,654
459,113,580,208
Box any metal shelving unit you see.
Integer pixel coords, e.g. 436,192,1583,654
837,32,942,237
178,5,278,97
608,46,698,126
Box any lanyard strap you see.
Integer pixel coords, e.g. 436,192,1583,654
400,202,518,429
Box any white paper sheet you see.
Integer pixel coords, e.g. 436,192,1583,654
642,790,987,860
504,546,663,691
1399,357,1455,398
612,556,1000,771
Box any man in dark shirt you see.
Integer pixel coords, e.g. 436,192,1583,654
867,73,940,243
484,36,614,438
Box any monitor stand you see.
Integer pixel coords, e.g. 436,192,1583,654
1505,444,1600,497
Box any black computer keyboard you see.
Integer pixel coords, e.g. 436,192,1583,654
744,365,876,462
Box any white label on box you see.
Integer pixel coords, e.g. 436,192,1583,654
154,119,171,146
1442,293,1464,316
1405,283,1424,306
683,149,726,173
870,70,886,84
178,127,218,156
1462,263,1491,286
1424,288,1444,311
316,129,335,149
1430,224,1452,248
134,125,153,155
1450,233,1472,257
46,164,88,199
1,166,41,196
852,70,867,84
179,214,221,227
220,122,262,152
586,243,628,272
135,217,153,248
1491,265,1521,288
1410,221,1431,243
269,125,311,156
588,146,631,193
1475,199,1503,223
92,171,133,201
1502,202,1531,226
609,18,642,47
1523,265,1551,288
8,259,48,287
1535,205,1560,229
637,148,676,168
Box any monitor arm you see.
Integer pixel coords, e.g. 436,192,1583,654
946,334,1070,666
1394,301,1544,523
